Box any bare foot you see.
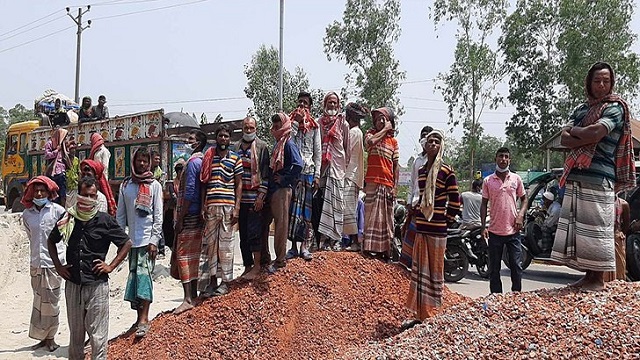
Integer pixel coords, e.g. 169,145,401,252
173,301,194,315
241,266,253,276
243,266,261,280
45,340,59,352
31,340,46,350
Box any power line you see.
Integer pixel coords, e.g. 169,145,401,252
0,14,66,42
109,96,247,107
92,0,171,6
92,0,209,21
0,9,61,38
0,25,74,54
404,106,513,115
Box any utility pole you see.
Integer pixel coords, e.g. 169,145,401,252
67,6,91,104
278,0,284,111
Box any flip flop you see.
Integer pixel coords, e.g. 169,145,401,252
400,319,421,331
135,323,150,338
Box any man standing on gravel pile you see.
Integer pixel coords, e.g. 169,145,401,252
481,147,528,294
22,176,67,352
552,62,636,291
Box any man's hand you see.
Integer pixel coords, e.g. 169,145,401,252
481,228,489,240
515,215,524,232
390,187,397,198
312,178,320,189
55,263,71,280
148,243,158,261
92,259,114,275
254,197,264,212
230,210,240,226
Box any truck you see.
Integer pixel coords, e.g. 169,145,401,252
2,109,244,212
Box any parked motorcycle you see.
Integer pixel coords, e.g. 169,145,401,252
445,222,489,281
391,203,407,262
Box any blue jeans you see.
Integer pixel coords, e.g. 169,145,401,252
488,232,523,293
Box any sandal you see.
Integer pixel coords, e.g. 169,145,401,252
300,250,313,261
400,319,421,331
135,323,150,338
213,283,229,296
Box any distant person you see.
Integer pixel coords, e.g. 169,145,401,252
89,133,110,180
552,62,636,291
65,140,80,208
481,147,528,294
51,98,69,127
343,103,368,252
604,195,630,282
47,176,131,360
150,150,165,185
94,95,109,120
78,96,97,123
363,107,399,261
163,158,185,251
400,125,433,269
21,176,66,352
460,179,483,230
44,128,69,206
116,147,163,338
173,130,206,314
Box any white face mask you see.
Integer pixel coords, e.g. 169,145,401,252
325,109,338,116
218,143,228,151
243,132,256,142
496,164,510,173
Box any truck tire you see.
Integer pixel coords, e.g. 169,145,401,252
11,197,24,213
626,233,640,281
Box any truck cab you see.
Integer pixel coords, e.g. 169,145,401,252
2,120,39,211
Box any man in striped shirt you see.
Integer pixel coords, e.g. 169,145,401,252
200,124,243,296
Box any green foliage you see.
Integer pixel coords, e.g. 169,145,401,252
444,134,504,181
244,45,316,144
323,0,405,130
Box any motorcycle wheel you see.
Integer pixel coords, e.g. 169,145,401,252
626,233,640,281
502,247,533,271
476,253,490,278
444,245,469,282
391,236,402,263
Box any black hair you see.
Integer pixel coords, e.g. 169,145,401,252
345,102,369,122
189,129,207,153
98,95,106,100
472,179,483,191
586,62,615,99
298,91,313,105
420,126,433,137
215,124,230,137
78,176,97,193
495,147,510,156
271,114,282,123
150,150,160,158
134,147,150,162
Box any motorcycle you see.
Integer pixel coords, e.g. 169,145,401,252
444,227,469,282
445,221,489,281
502,207,553,271
391,203,407,262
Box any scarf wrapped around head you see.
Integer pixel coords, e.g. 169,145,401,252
81,159,117,216
129,148,155,215
559,64,636,192
290,107,318,135
420,129,445,221
57,194,100,244
21,176,59,208
89,133,105,160
270,112,292,173
345,102,369,121
319,92,343,170
369,107,396,138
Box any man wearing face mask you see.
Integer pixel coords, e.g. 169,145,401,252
116,147,163,338
200,125,243,296
48,176,132,359
480,147,528,294
316,92,351,251
235,117,270,280
173,130,206,315
21,176,67,352
289,91,322,256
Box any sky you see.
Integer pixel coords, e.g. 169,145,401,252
1,0,640,165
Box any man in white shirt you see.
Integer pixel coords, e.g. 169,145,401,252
460,179,483,229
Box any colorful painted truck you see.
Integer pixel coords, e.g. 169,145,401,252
2,109,244,212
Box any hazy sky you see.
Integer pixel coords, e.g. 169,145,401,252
1,0,639,164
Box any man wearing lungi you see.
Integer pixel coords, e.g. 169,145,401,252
399,125,433,269
363,107,400,261
316,92,351,250
269,113,303,272
117,147,163,338
342,102,368,252
404,129,460,329
481,147,528,294
48,176,131,359
552,62,636,291
236,117,271,279
173,130,206,315
288,91,321,259
200,125,243,296
22,176,66,352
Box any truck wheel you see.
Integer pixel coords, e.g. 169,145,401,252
626,233,640,281
11,197,24,213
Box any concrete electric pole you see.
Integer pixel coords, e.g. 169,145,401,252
67,6,91,104
278,0,284,111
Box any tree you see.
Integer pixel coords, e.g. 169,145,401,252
7,104,32,125
499,0,563,156
244,45,315,143
446,134,504,181
431,0,508,179
324,0,405,130
557,0,640,106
